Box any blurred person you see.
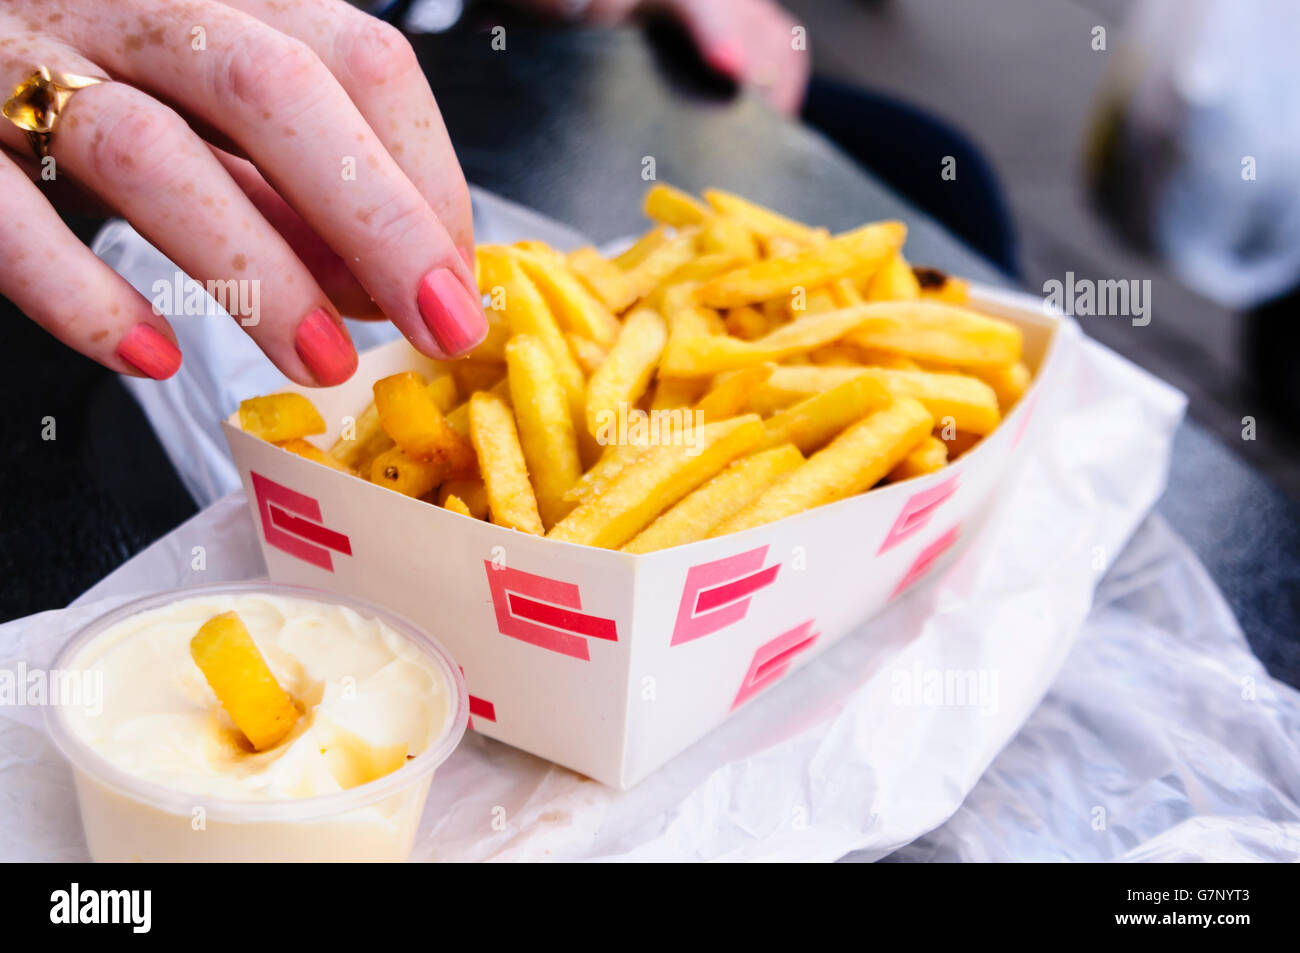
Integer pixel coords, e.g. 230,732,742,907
1086,0,1300,420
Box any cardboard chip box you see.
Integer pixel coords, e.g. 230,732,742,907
224,288,1067,788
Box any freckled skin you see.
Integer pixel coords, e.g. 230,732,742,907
0,0,475,378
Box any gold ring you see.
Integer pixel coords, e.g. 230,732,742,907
3,66,105,161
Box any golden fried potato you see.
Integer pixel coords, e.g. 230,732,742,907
507,335,582,529
622,444,804,553
190,611,299,752
713,398,934,535
239,393,325,443
548,415,765,548
469,391,544,535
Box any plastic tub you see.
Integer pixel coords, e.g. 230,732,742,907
45,583,468,862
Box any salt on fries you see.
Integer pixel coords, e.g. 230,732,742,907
239,186,1031,550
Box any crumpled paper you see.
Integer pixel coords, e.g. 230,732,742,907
1,194,1296,862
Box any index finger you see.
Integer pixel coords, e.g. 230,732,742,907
70,2,485,357
223,0,474,252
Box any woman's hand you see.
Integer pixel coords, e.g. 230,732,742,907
0,0,486,384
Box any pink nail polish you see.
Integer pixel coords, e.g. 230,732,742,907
707,40,747,78
295,307,357,386
117,324,182,380
418,268,488,356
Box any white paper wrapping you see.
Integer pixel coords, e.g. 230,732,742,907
1,193,1296,861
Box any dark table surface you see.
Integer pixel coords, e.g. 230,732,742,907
2,15,1297,686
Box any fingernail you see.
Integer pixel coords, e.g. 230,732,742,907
418,268,488,356
706,40,747,78
295,307,357,386
117,324,182,380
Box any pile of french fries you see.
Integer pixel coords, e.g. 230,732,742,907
238,185,1030,553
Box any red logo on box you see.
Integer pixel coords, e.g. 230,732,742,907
891,524,961,597
878,473,959,555
732,619,819,710
671,546,781,646
484,562,618,661
458,665,497,730
251,472,352,572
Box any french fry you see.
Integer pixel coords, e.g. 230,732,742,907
888,435,949,482
858,367,1001,436
831,276,865,307
655,252,750,292
936,429,982,459
795,285,840,317
850,346,920,370
644,182,710,227
190,611,299,752
697,222,906,309
478,248,589,445
276,438,355,474
512,247,622,348
567,247,632,311
506,335,583,529
586,308,668,437
469,391,544,535
660,305,879,377
548,415,765,548
445,378,510,439
442,494,472,518
622,444,804,553
698,215,760,261
761,372,891,453
330,375,455,471
467,310,510,362
865,252,922,301
369,445,445,498
566,333,608,377
330,402,391,470
438,478,489,520
914,266,970,304
725,304,773,340
239,393,324,443
713,398,934,535
745,365,866,414
694,364,775,420
745,364,999,436
613,226,669,270
449,360,506,395
425,373,459,413
971,361,1031,411
809,344,865,366
373,371,476,473
651,376,707,410
845,300,1022,367
563,446,643,505
612,229,700,312
702,188,821,243
573,363,766,505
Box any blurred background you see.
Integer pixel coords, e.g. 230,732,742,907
781,0,1300,497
